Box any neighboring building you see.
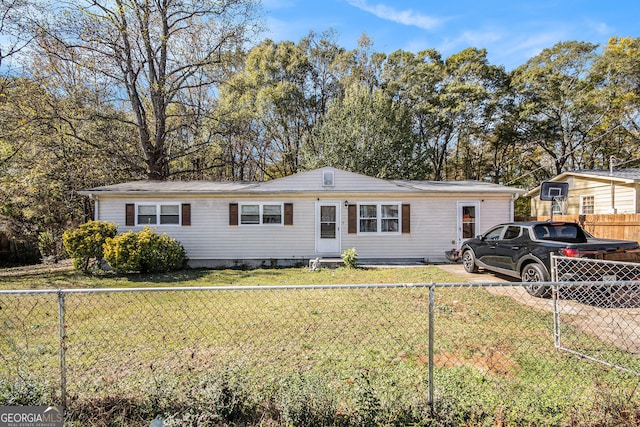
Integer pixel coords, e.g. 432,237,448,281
526,169,640,217
80,167,524,267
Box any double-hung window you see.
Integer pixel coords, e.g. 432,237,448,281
358,203,400,234
240,203,283,225
580,195,595,214
136,203,180,225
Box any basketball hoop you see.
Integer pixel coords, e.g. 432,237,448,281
540,181,569,221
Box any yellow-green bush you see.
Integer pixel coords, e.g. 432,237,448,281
103,231,141,274
103,227,186,273
62,221,118,273
137,227,187,273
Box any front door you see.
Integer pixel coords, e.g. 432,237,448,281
316,202,341,255
457,202,480,249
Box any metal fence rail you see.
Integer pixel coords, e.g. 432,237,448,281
1,281,639,425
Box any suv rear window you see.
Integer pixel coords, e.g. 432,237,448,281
533,223,587,243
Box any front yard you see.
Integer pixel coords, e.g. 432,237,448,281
1,263,639,426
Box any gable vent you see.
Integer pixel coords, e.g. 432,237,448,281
322,170,334,187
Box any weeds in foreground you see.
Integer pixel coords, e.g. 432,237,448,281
3,365,637,426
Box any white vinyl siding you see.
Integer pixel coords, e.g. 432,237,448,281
97,195,514,264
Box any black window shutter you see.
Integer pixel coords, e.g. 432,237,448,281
284,203,293,225
229,203,238,226
402,204,410,234
348,204,357,234
181,204,191,226
125,204,135,226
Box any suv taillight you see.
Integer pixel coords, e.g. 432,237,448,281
560,248,580,257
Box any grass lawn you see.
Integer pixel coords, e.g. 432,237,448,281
1,263,639,426
0,263,457,290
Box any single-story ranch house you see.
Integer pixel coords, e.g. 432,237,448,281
80,167,524,267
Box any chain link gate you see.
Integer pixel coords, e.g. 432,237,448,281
551,254,640,375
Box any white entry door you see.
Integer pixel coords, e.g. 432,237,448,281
316,202,341,255
457,202,480,249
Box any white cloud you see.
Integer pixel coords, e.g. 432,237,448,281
347,0,444,31
484,30,569,69
585,19,611,35
437,29,503,52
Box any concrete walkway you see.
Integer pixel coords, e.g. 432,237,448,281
436,262,510,283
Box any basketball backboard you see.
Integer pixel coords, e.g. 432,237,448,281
539,181,568,201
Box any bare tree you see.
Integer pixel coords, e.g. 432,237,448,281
40,0,262,180
0,0,37,69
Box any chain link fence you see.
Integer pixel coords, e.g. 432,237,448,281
552,255,640,376
1,279,640,426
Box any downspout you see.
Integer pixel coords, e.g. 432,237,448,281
89,194,99,221
510,192,519,222
610,156,617,214
610,181,616,214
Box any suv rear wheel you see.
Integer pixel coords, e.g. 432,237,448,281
521,263,551,298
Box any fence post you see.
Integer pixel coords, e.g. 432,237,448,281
550,255,561,349
428,284,435,407
58,290,67,408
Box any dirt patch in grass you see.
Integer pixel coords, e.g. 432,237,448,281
0,260,73,277
424,348,520,377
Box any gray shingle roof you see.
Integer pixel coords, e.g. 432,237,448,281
394,180,524,194
571,168,640,181
81,168,524,196
82,180,259,194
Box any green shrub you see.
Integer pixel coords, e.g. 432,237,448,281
62,221,118,273
137,227,187,273
103,231,141,273
103,227,186,273
341,247,358,269
37,231,60,263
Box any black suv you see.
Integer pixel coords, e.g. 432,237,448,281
459,221,639,297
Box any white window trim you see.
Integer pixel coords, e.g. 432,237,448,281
135,202,182,226
580,194,595,215
357,202,402,235
239,202,284,226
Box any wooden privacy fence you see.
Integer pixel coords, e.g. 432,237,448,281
537,214,640,243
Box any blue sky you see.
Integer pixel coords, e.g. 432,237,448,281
263,0,640,70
